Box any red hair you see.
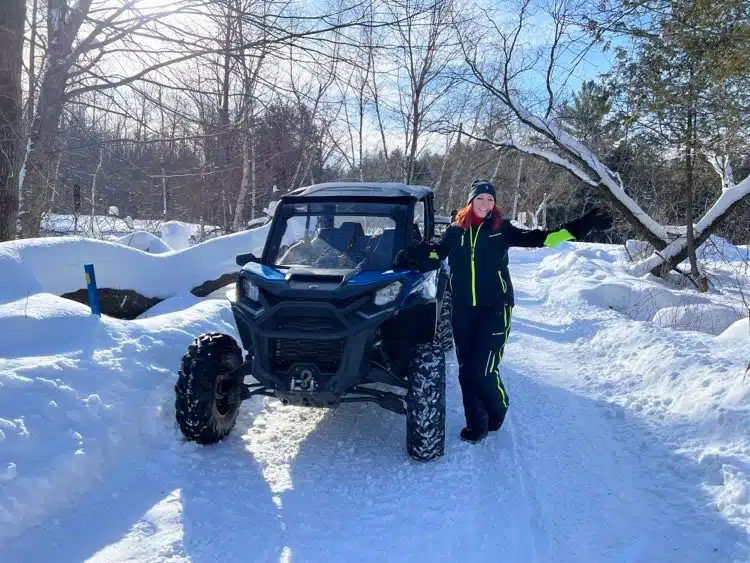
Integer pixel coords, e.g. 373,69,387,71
454,203,504,231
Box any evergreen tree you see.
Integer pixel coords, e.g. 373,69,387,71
603,0,750,282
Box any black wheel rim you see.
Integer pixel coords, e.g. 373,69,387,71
214,365,236,417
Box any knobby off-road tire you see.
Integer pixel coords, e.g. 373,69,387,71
175,333,244,444
406,341,446,461
435,287,453,352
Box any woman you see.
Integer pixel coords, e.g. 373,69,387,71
402,180,612,443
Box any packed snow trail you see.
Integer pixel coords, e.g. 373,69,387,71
1,250,748,562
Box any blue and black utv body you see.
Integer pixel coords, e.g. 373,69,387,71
174,182,451,461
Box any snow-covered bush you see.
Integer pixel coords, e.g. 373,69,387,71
114,231,172,254
652,303,740,335
159,221,193,251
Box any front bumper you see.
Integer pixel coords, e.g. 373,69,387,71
231,288,398,397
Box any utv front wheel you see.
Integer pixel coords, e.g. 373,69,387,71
175,333,244,444
406,341,446,461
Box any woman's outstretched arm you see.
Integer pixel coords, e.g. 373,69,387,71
503,208,612,248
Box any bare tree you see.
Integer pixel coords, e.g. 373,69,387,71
17,0,372,237
386,0,459,184
233,0,276,230
0,0,25,240
17,0,189,237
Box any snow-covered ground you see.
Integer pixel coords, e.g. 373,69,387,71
0,233,748,562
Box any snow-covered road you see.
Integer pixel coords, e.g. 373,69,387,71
1,247,748,562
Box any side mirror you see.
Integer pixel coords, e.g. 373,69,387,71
236,252,260,266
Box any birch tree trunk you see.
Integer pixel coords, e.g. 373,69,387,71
233,126,252,231
511,156,523,219
684,90,701,283
89,147,104,236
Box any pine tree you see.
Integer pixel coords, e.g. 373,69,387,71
559,80,619,153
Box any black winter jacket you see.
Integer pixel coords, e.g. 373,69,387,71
431,216,575,308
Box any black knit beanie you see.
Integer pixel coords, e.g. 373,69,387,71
467,179,496,204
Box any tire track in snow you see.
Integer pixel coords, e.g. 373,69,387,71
446,352,482,552
506,410,540,563
495,271,566,562
500,333,555,563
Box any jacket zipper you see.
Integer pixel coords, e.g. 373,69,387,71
470,223,482,306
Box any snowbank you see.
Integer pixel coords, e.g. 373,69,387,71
536,243,747,330
526,243,749,536
537,246,702,320
576,313,750,533
113,231,172,254
0,225,269,304
0,225,272,537
652,304,740,335
626,235,750,265
0,293,239,541
698,236,750,262
718,317,750,344
159,221,193,251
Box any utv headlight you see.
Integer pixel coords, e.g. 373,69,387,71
241,277,260,301
374,281,402,306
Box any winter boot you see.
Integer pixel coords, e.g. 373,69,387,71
460,427,488,443
488,411,507,432
487,420,502,432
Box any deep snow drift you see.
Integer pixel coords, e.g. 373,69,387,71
0,224,268,303
0,294,240,542
0,232,748,562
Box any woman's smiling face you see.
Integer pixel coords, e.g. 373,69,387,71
472,193,495,218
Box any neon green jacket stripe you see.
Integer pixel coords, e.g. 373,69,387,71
469,223,483,306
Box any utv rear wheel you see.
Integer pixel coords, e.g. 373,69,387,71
435,288,453,351
175,333,244,444
406,341,446,461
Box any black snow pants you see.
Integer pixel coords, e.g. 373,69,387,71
451,304,512,431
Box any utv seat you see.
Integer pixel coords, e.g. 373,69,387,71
314,222,366,268
317,222,366,253
370,228,396,269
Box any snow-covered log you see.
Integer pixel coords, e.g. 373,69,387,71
630,174,750,276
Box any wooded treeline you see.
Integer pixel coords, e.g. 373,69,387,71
1,0,748,281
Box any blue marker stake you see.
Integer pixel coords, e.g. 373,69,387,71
84,264,101,316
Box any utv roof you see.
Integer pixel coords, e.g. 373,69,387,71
284,182,433,199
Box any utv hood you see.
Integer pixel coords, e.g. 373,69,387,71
237,262,416,302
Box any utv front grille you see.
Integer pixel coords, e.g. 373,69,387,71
260,288,365,310
269,337,345,373
274,316,338,332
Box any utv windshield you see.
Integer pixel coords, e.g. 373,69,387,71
269,201,407,271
